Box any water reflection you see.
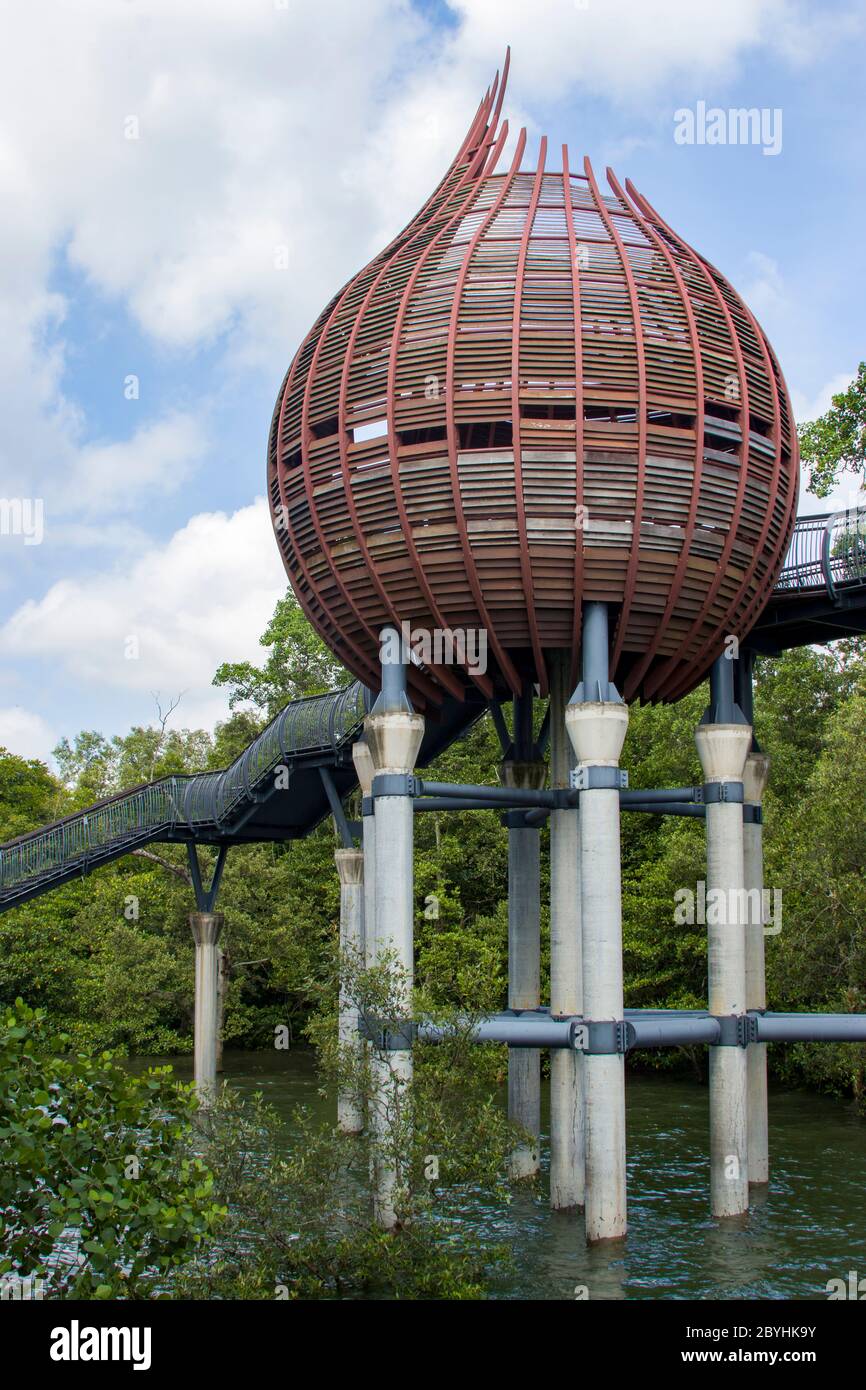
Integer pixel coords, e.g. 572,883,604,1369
131,1052,866,1301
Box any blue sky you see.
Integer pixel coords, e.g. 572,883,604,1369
0,0,864,764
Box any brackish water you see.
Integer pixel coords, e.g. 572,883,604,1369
152,1049,866,1300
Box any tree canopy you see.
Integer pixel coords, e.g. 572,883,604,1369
2,581,866,1109
212,590,349,720
799,362,866,498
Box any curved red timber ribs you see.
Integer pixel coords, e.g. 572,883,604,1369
268,57,798,705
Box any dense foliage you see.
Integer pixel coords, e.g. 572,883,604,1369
2,625,865,1110
1,370,865,1112
178,953,515,1300
0,999,224,1298
0,991,512,1300
799,361,866,498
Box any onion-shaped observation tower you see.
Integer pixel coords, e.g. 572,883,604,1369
268,55,798,706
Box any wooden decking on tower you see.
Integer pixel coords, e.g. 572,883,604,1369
267,56,798,703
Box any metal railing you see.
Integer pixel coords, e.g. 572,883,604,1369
0,681,367,901
9,509,866,906
774,508,866,599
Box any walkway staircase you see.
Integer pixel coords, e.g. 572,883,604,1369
3,509,866,915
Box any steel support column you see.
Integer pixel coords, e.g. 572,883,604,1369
501,681,545,1180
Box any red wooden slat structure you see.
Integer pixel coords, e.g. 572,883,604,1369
267,60,798,704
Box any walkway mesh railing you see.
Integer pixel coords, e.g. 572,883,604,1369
774,508,866,598
8,510,866,905
0,681,367,901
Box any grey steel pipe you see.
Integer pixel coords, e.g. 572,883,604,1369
628,1016,721,1048
523,801,707,826
756,1013,866,1042
413,797,519,812
418,1016,579,1048
619,787,701,804
415,779,557,808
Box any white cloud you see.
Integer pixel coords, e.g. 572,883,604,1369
1,498,287,729
63,412,208,519
0,0,855,521
1,0,850,368
0,707,58,764
792,372,855,427
0,0,427,533
741,251,789,322
445,0,856,102
0,0,861,746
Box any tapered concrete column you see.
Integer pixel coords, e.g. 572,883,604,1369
548,650,584,1210
352,739,376,968
365,629,424,1228
744,751,770,1185
566,603,628,1243
335,847,365,1134
696,673,752,1219
189,911,224,1103
501,759,546,1179
216,947,227,1074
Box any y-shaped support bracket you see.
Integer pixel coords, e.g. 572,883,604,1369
319,766,355,847
187,842,228,914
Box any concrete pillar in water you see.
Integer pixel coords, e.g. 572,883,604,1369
548,650,584,1210
696,655,752,1218
365,628,424,1228
215,947,227,1075
335,847,365,1134
566,603,628,1243
189,911,224,1103
743,750,770,1186
501,756,545,1180
352,738,377,969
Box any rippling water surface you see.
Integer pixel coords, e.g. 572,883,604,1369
149,1050,866,1300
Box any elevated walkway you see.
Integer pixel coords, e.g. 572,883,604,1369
5,508,866,914
751,509,866,652
0,681,487,912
